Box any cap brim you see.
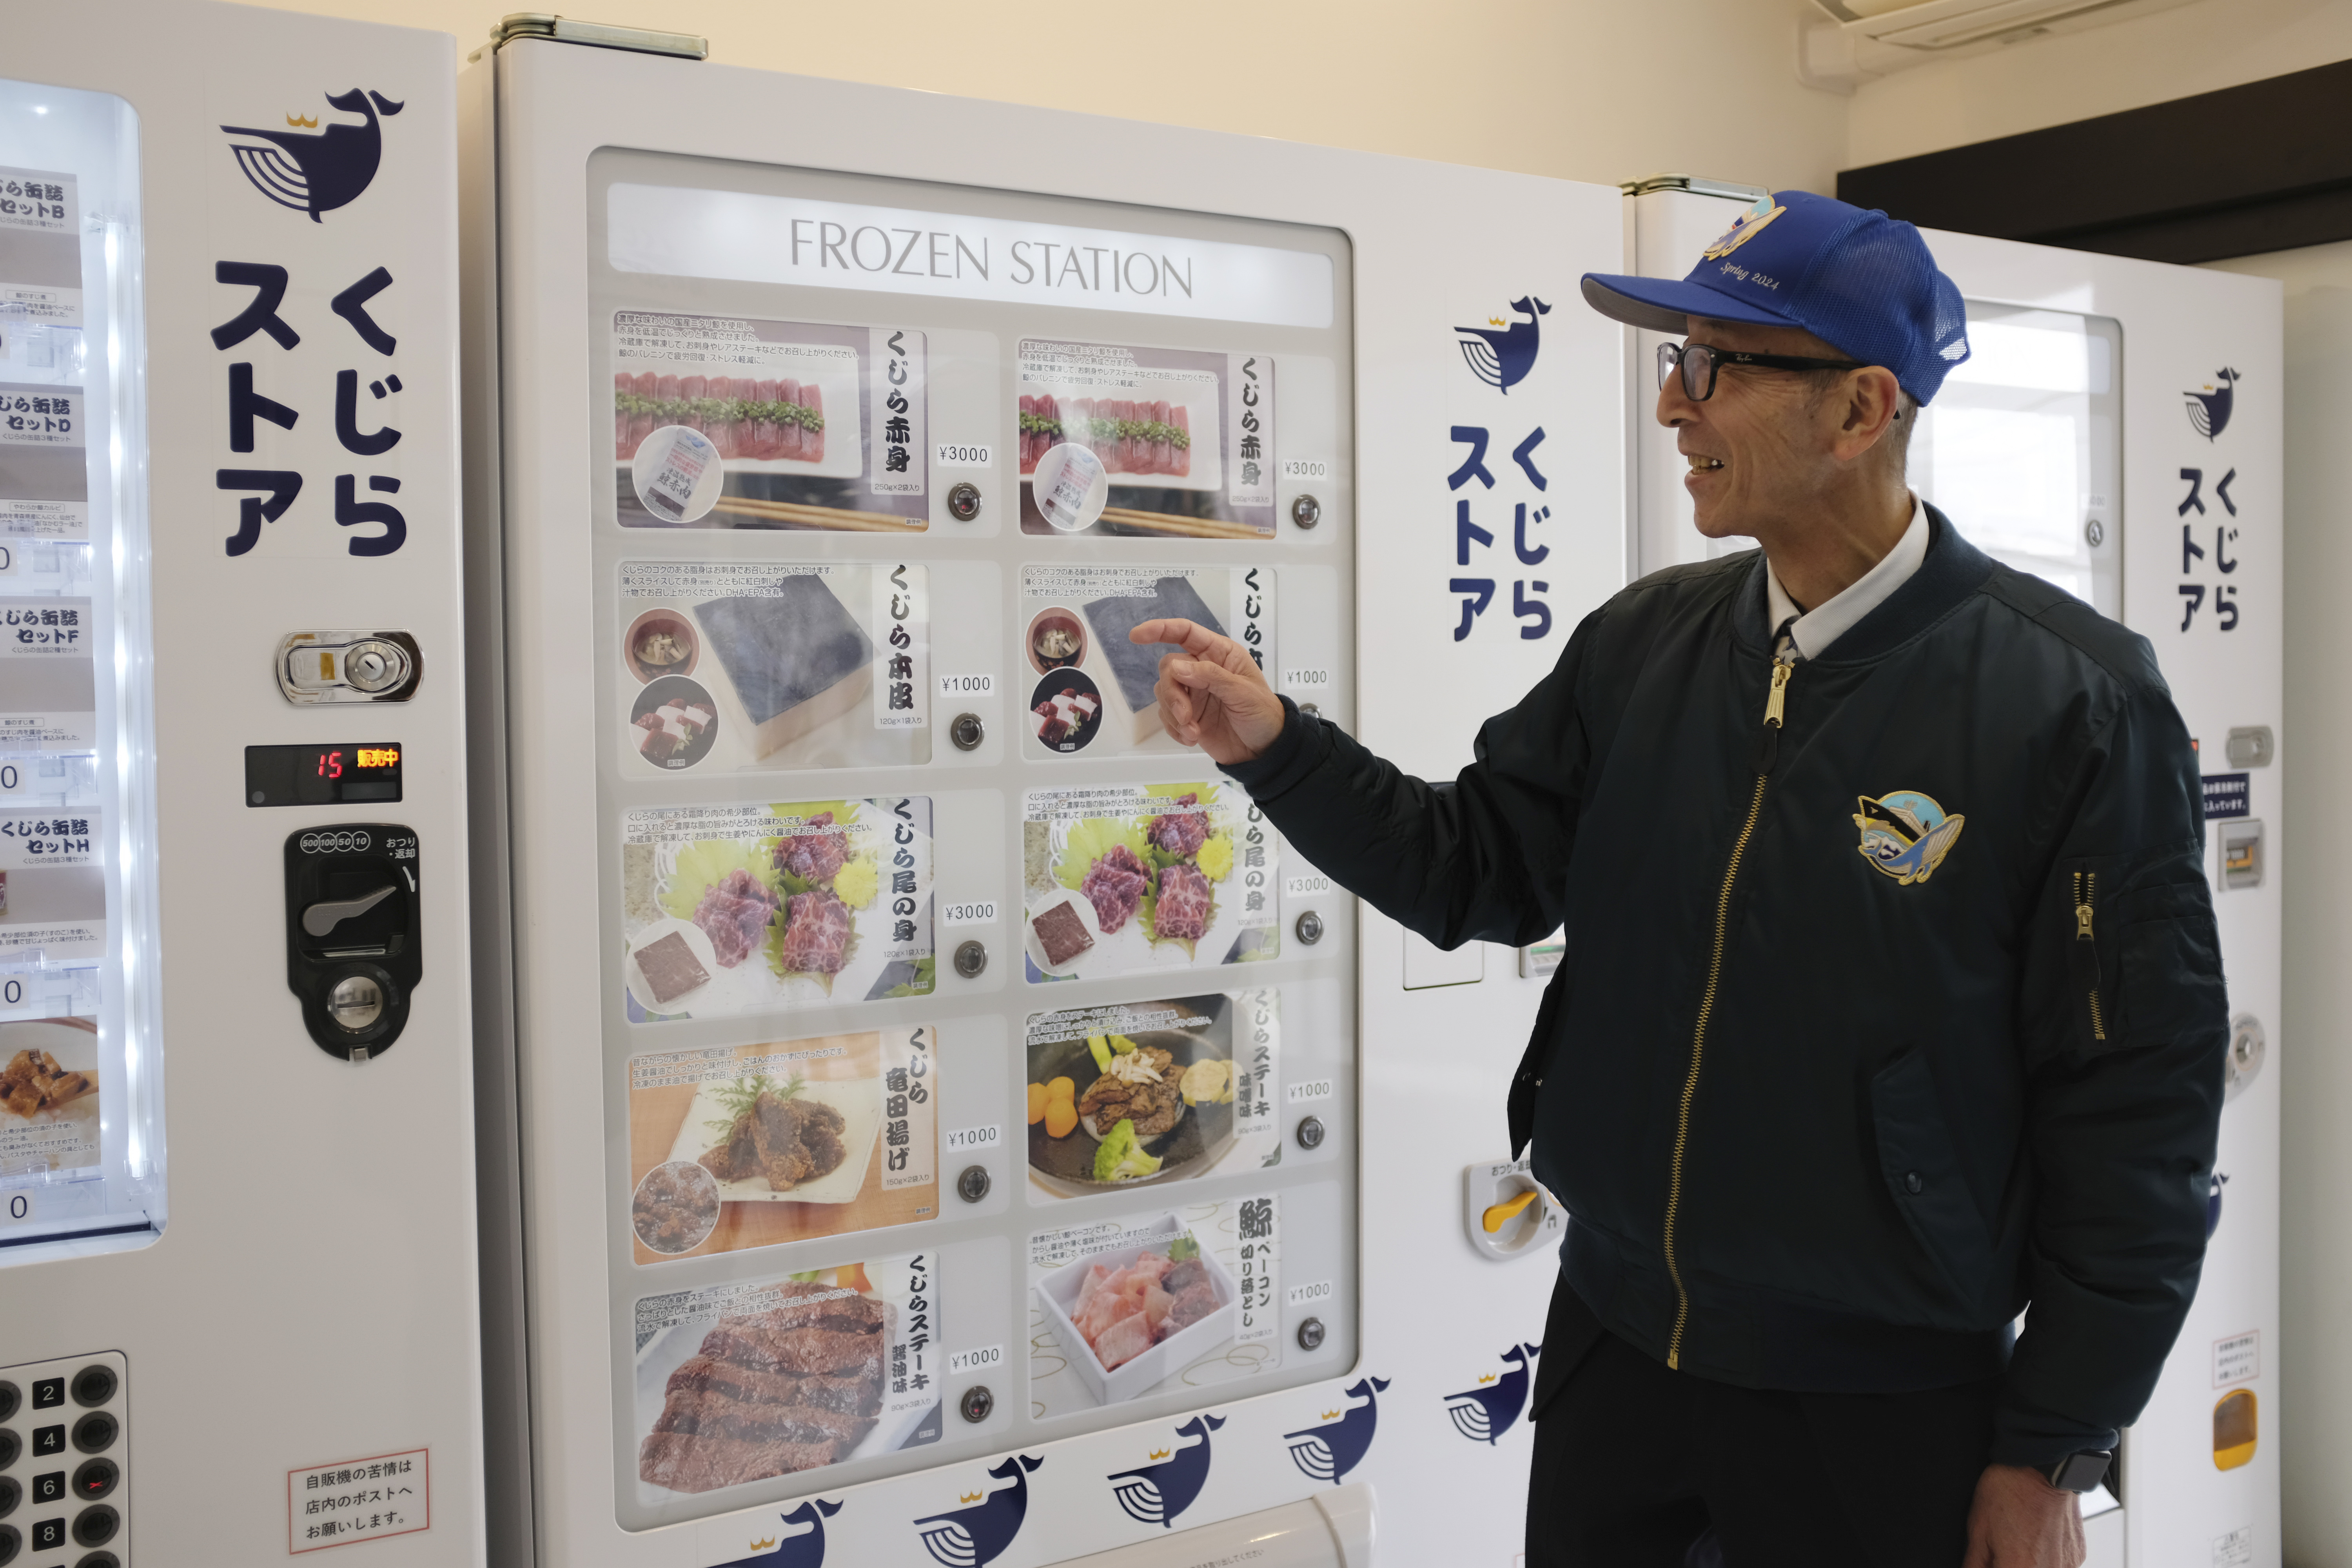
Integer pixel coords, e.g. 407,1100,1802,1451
1580,272,1798,335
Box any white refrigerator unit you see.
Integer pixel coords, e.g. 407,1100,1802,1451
463,23,1626,1568
1629,178,2283,1568
0,3,487,1566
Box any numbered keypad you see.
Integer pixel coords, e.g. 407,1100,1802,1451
0,1350,125,1567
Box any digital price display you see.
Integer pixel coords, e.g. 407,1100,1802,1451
245,743,404,807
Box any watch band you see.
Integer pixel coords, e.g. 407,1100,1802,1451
2044,1450,2114,1493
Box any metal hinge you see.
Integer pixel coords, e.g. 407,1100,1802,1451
488,13,708,58
1619,172,1770,200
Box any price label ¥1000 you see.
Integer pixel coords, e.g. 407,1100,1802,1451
1283,668,1332,690
1287,1279,1334,1306
1287,1079,1335,1103
944,1124,1001,1152
938,673,995,697
947,1344,1004,1376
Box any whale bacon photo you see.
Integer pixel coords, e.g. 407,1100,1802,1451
1017,339,1274,539
633,1256,941,1496
1027,1199,1281,1418
610,311,927,531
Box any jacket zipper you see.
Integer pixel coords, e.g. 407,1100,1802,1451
1664,654,1792,1371
2073,870,2106,1042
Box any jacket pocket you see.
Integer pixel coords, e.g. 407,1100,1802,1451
1870,1047,1994,1308
2115,912,2228,1049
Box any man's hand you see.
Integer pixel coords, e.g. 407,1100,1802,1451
1962,1464,2085,1568
1130,618,1286,765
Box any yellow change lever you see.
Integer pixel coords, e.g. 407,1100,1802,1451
1482,1189,1539,1234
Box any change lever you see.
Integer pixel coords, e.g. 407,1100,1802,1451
303,884,397,937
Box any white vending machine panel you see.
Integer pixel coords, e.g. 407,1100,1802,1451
473,32,1626,1568
588,151,1361,1532
1,3,485,1563
1631,185,2282,1568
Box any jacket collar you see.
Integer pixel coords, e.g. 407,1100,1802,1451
1734,503,1994,662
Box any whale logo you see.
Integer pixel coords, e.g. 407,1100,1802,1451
221,88,403,222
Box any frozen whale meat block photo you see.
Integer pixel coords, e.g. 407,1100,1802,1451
695,577,874,759
1081,576,1226,744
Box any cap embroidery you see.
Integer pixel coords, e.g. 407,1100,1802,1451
1700,197,1786,260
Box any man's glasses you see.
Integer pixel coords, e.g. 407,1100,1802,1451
1657,340,1865,402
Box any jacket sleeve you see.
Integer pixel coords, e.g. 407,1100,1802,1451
1221,603,1605,953
1994,681,2228,1468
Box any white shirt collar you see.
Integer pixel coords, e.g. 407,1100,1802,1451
1765,494,1928,661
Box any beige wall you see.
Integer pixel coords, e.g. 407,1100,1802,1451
248,0,1853,196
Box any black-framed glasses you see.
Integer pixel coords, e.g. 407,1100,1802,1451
1657,340,1865,401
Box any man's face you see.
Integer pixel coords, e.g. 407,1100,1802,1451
1662,316,1855,539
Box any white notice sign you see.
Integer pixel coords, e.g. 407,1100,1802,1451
289,1448,428,1553
2213,1329,2259,1387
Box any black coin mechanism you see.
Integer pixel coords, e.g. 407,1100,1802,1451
285,825,422,1060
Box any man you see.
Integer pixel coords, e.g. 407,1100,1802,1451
1132,191,2225,1567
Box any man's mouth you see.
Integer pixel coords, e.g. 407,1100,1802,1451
1686,456,1724,473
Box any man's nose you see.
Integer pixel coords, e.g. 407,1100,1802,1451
1656,375,1696,428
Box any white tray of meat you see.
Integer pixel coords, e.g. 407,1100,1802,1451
1037,1215,1236,1408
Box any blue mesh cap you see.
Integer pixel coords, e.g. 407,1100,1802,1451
1582,190,1972,404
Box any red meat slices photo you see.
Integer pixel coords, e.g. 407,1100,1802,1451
1154,862,1212,943
692,870,779,969
776,889,853,975
1146,793,1210,858
776,812,850,884
1080,843,1152,934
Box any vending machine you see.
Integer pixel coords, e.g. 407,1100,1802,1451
463,22,1624,1568
0,2,488,1566
1628,179,2284,1568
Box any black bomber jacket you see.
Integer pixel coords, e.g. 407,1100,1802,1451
1226,507,2227,1465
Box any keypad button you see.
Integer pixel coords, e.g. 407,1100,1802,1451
0,1521,16,1566
67,1415,113,1455
76,1553,120,1568
69,1505,115,1548
0,1475,14,1517
71,1460,115,1502
29,1516,62,1551
66,1370,113,1411
0,1429,17,1468
26,1475,56,1506
29,1427,61,1458
26,1383,58,1412
0,1383,16,1422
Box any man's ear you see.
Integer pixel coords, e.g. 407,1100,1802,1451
1830,366,1904,461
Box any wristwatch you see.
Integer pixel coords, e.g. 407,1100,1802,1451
2044,1450,2114,1492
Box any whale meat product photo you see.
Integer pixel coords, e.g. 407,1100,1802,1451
694,577,873,760
638,1279,889,1492
1031,900,1094,967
